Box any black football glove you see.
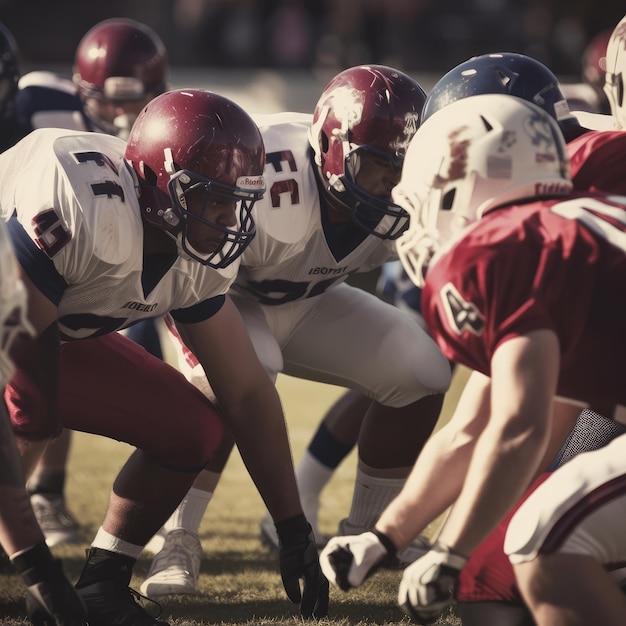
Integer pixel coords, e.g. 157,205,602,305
12,542,88,626
275,513,329,619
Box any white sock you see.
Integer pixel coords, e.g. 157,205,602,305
92,527,144,559
347,469,405,530
295,451,333,524
163,487,213,535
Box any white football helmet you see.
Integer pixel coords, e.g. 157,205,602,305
394,94,572,287
0,220,34,386
604,15,626,129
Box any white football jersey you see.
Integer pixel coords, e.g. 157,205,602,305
0,128,237,340
235,112,399,304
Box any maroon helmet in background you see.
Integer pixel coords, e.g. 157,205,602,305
582,29,611,95
73,18,168,137
308,64,426,240
124,89,266,268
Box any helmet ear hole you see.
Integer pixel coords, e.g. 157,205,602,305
141,164,158,186
617,74,624,107
320,130,329,155
442,189,456,211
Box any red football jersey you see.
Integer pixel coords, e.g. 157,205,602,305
569,129,626,195
422,193,626,417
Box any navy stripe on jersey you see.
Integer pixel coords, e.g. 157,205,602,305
7,214,68,305
170,294,226,324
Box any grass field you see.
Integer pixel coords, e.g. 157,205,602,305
0,368,470,625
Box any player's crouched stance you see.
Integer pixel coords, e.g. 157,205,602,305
0,88,327,625
321,93,626,624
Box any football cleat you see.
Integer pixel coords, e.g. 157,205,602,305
337,518,429,568
76,547,169,626
30,493,83,547
140,529,202,598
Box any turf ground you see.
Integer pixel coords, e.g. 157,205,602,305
0,366,470,625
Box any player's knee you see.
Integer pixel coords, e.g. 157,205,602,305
5,381,63,440
381,327,451,403
157,408,225,471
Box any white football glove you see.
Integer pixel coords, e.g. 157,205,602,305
398,542,467,624
319,530,396,591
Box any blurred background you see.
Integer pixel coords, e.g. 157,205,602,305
2,0,625,111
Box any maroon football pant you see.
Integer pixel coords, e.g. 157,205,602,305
6,332,223,472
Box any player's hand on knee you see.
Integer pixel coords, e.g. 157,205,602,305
320,530,397,591
397,542,467,624
276,514,329,619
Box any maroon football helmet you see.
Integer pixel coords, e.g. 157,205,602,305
124,89,266,268
73,18,168,136
582,29,611,95
308,65,426,239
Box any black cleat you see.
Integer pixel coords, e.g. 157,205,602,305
76,547,169,626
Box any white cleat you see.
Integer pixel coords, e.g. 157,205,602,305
259,513,328,551
140,528,202,598
30,493,83,547
337,517,429,568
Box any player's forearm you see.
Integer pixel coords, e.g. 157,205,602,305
375,423,474,549
226,386,302,522
438,418,548,557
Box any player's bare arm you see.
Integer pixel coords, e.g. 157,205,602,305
176,296,302,523
376,370,492,550
438,329,559,557
8,268,60,472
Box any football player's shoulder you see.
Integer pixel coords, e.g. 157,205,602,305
16,72,85,131
27,130,135,264
18,71,77,95
431,207,530,279
254,111,312,153
250,112,316,246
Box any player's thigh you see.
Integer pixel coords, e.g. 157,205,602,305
281,283,451,406
59,333,224,470
505,433,626,566
230,293,283,381
164,299,283,393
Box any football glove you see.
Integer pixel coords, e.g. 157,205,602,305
275,513,329,618
397,541,467,624
319,530,397,591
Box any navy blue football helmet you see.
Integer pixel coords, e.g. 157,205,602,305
421,52,585,142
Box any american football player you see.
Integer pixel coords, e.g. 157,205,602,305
140,64,451,598
0,88,328,626
319,93,626,625
0,218,88,625
15,18,169,547
451,124,626,626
